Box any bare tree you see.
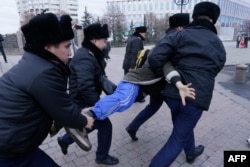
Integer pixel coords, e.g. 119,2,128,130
242,20,250,35
128,20,135,37
20,12,36,26
154,13,170,41
80,6,94,28
144,13,169,43
102,3,126,46
144,12,157,43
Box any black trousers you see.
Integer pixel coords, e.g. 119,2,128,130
0,47,7,63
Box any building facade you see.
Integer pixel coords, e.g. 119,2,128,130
16,0,79,23
107,0,250,39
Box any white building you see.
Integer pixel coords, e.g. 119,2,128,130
107,0,250,39
16,0,79,23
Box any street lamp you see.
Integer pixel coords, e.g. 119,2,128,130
175,0,189,13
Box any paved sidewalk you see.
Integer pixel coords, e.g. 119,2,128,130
0,43,250,167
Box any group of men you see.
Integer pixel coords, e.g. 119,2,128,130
0,1,226,167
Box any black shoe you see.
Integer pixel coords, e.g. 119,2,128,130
126,128,138,141
186,145,205,164
57,137,68,155
64,127,92,151
95,155,119,165
137,98,145,103
247,138,250,144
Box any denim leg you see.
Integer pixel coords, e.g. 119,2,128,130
127,95,164,132
149,97,203,167
94,118,112,160
169,102,195,155
184,131,195,155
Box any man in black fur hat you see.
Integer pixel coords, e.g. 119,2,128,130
122,26,147,75
125,13,190,141
148,2,226,166
57,23,119,165
0,13,94,167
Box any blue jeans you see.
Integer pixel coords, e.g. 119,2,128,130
150,97,203,167
0,148,59,167
127,95,164,132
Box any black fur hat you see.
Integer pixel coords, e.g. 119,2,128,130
135,26,147,33
21,13,74,47
21,13,61,46
192,2,220,24
59,15,74,41
169,13,190,28
84,23,109,40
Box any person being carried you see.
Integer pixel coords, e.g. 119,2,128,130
60,35,195,157
123,26,148,103
61,57,195,156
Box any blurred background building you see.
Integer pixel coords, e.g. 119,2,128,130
16,0,79,25
3,0,249,54
106,0,250,40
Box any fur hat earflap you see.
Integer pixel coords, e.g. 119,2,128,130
135,26,147,33
84,23,109,40
169,13,190,28
192,2,220,24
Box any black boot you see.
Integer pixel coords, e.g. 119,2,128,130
57,137,69,155
126,128,138,141
186,145,205,163
96,155,119,165
135,88,146,103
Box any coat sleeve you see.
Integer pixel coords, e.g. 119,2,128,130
163,62,181,84
73,56,100,106
30,68,87,129
128,38,144,69
148,34,177,77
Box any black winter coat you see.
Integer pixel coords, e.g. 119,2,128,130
0,51,87,156
148,19,226,110
68,40,106,107
122,33,144,71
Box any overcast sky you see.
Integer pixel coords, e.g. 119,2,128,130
1,0,249,34
0,0,107,34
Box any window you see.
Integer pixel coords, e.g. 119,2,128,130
160,2,163,10
166,1,169,10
